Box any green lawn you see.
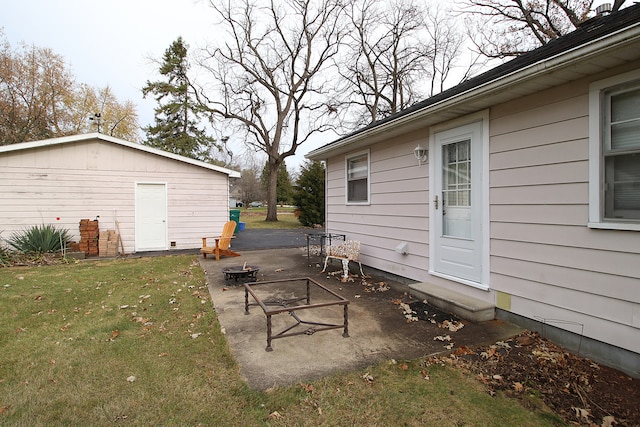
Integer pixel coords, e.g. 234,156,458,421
0,256,564,426
236,206,306,229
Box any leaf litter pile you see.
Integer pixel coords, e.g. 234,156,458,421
374,275,639,426
430,330,640,426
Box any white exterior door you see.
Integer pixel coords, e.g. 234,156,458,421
135,183,168,251
431,122,484,285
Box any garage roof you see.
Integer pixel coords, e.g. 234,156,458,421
0,133,241,178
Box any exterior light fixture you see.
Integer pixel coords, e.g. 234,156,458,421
414,145,428,166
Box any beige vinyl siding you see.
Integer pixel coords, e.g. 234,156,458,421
489,73,640,353
492,257,639,303
321,62,640,355
317,40,640,362
507,296,639,354
325,131,431,280
0,139,229,252
493,240,639,279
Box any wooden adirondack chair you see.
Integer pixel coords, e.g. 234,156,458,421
321,240,365,282
200,221,240,260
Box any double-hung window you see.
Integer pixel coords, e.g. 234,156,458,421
589,70,640,230
346,151,369,204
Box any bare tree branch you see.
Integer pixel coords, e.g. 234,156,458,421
196,0,345,221
458,0,628,58
332,0,469,130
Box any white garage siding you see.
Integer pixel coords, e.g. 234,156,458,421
0,134,238,253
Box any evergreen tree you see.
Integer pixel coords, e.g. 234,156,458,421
142,37,219,161
293,161,325,227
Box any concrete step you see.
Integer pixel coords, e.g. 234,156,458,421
408,282,495,323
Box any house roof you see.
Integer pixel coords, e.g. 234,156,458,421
0,133,241,178
306,3,640,160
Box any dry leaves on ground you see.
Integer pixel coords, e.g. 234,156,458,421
434,331,640,426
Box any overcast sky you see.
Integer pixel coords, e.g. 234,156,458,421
3,0,215,122
2,0,279,167
2,0,615,170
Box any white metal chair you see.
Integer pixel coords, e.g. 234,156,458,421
321,240,365,281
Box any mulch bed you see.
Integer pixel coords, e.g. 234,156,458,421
429,330,640,426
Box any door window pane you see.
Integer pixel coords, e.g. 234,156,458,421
442,140,471,207
442,140,472,238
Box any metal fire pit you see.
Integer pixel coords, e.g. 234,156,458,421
243,277,350,351
222,265,260,282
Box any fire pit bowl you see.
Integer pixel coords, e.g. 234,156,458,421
222,265,260,282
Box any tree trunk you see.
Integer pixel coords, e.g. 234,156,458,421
265,159,279,222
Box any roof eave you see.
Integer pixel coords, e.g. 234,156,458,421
0,133,241,178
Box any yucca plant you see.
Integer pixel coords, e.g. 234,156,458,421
7,224,72,255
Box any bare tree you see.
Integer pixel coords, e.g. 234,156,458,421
197,0,345,221
0,37,75,145
424,4,481,96
236,166,265,207
334,0,471,129
459,0,628,58
71,84,140,141
334,0,431,128
1,33,139,145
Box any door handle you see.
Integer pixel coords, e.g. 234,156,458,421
434,195,439,210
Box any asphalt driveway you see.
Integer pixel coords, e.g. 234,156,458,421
227,228,310,251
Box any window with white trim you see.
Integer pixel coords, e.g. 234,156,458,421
603,85,640,219
589,71,640,229
346,151,369,204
